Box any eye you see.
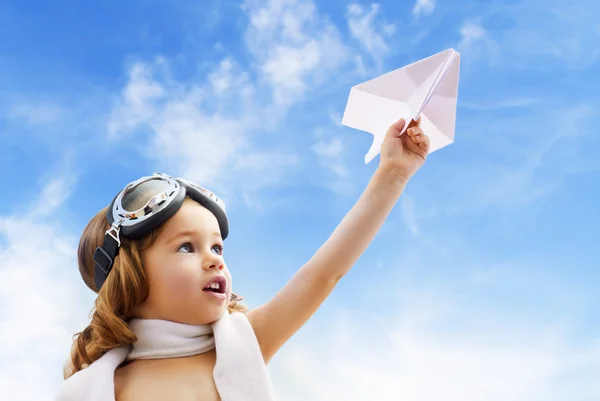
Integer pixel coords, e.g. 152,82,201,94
177,242,194,253
211,244,223,255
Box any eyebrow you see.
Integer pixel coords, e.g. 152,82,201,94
167,230,222,244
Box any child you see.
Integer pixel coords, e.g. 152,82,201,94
56,117,430,401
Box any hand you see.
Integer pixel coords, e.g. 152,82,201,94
379,117,430,182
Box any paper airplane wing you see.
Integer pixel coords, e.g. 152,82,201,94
341,89,410,163
420,52,460,146
341,48,460,164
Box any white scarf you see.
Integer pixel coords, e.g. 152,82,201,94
55,311,276,400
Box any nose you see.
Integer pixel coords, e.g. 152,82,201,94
202,252,224,271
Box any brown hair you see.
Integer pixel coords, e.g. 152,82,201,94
63,201,246,379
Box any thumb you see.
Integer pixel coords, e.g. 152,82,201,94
386,118,406,138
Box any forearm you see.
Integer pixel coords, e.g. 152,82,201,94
306,165,408,281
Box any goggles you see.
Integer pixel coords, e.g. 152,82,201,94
93,172,229,291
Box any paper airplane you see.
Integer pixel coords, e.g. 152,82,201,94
341,48,461,164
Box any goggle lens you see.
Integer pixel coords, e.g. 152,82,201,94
121,178,171,213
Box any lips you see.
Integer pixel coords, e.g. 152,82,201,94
202,275,227,294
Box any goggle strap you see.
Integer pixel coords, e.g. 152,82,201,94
93,229,121,291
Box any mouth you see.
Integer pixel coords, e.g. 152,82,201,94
202,275,227,294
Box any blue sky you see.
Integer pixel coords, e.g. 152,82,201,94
1,0,599,399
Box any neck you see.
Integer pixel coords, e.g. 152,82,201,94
127,318,216,361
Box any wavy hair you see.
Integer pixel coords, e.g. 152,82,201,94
63,201,246,379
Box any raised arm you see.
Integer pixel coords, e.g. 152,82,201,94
247,118,430,363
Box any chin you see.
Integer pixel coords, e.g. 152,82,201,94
205,308,228,324
186,304,228,326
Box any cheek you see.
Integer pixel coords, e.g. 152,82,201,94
153,262,203,297
224,268,233,299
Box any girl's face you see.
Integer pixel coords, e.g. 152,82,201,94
134,199,232,325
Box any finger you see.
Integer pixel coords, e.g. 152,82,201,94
391,118,406,132
409,131,430,150
386,118,406,138
406,127,424,137
418,134,430,151
401,131,423,154
410,133,422,143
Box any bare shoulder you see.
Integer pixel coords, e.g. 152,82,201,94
113,363,132,400
115,352,221,401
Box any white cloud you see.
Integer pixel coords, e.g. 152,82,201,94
412,0,435,17
0,87,111,155
234,150,300,191
107,58,294,189
107,62,165,138
0,179,94,401
501,1,600,69
458,21,487,49
149,95,252,185
261,41,321,93
313,138,344,175
458,1,600,70
414,102,595,218
455,20,502,65
460,97,541,111
29,176,77,218
108,0,397,197
268,279,600,401
346,3,395,69
310,112,358,194
312,136,352,193
244,0,350,107
208,58,255,99
400,194,420,236
7,101,64,125
398,192,440,241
